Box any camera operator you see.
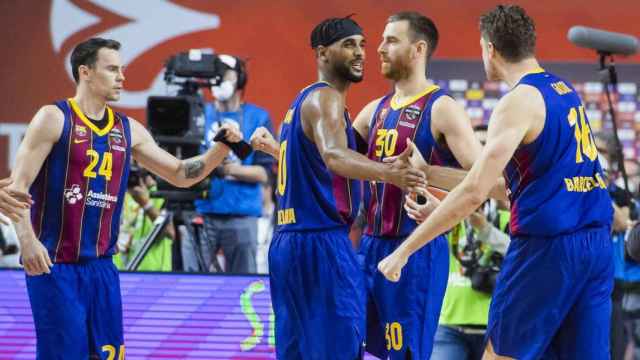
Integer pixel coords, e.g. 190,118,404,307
114,167,175,271
193,55,275,274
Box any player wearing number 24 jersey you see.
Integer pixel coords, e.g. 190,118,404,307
378,5,613,360
11,38,240,360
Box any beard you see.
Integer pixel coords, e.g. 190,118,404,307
380,57,411,81
334,60,363,83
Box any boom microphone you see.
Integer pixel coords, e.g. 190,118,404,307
568,26,639,56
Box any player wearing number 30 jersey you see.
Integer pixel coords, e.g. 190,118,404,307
352,12,484,360
377,5,613,360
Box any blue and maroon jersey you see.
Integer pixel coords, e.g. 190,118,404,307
505,69,612,236
275,82,361,232
30,99,131,263
364,86,459,238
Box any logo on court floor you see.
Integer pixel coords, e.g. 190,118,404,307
63,184,83,205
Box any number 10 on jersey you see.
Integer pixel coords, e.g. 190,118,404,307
277,141,287,196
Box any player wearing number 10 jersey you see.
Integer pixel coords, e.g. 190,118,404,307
378,5,613,360
249,17,425,359
11,38,240,360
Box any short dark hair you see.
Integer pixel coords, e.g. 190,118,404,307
479,5,536,62
387,11,439,60
70,38,121,83
310,15,363,49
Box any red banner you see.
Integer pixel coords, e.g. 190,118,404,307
1,0,639,175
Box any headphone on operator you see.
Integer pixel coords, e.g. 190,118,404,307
218,54,248,90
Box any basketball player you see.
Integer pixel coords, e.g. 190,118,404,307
352,11,483,359
10,38,241,360
249,16,426,359
378,5,613,359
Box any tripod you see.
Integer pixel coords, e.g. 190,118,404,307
598,52,631,197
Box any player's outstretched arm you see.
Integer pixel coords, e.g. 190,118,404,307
378,86,543,282
303,87,425,191
385,140,508,201
431,95,483,170
425,164,508,201
11,105,64,275
130,119,240,188
408,95,507,200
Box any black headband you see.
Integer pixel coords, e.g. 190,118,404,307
310,18,363,48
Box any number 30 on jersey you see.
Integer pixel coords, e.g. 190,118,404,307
375,129,398,157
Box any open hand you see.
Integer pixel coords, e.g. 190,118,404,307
404,187,441,224
21,238,53,276
384,139,426,192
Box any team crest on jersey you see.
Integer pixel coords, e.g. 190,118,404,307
64,184,84,205
75,125,87,137
404,105,422,121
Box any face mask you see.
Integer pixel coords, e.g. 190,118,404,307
212,80,235,101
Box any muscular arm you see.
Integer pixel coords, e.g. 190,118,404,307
425,95,507,200
393,85,543,259
10,105,63,274
130,119,232,188
420,164,508,201
303,88,420,187
431,96,482,169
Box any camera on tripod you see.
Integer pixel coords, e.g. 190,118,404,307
145,50,231,203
